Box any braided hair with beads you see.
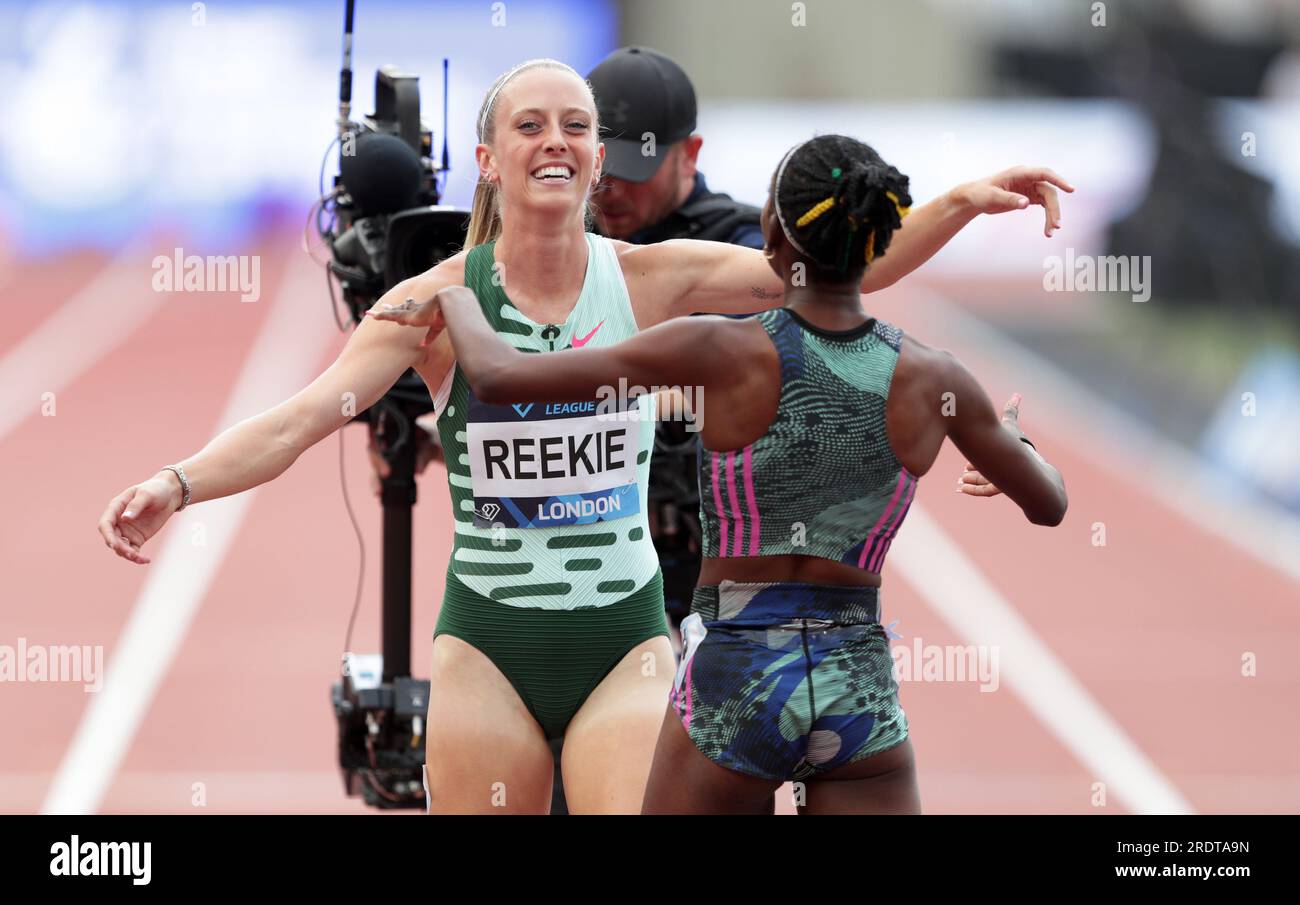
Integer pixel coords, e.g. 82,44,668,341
773,135,913,280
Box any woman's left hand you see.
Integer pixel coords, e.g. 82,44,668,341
959,167,1075,238
957,461,1002,497
957,393,1029,497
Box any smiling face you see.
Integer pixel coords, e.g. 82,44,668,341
475,66,603,225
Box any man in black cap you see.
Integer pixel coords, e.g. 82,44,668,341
587,46,764,249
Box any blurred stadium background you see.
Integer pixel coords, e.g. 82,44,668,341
1,0,1297,814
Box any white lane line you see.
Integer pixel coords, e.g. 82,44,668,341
891,504,1195,815
0,243,169,442
41,250,343,815
914,287,1300,586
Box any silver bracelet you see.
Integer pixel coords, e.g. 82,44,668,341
162,464,191,511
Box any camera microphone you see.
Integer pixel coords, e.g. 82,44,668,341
339,131,423,216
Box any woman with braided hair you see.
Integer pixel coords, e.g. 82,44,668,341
407,133,1068,814
102,53,1070,812
778,135,914,274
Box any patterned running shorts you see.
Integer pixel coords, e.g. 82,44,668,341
669,580,908,782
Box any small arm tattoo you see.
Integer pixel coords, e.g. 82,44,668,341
750,286,782,300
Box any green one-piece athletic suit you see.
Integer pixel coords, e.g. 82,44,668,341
431,233,668,739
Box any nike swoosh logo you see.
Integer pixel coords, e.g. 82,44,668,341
572,320,605,348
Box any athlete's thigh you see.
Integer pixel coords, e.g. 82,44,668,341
560,635,673,814
799,738,921,815
641,704,781,814
424,634,553,814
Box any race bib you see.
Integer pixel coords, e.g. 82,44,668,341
466,390,643,529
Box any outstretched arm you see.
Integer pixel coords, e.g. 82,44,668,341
375,286,722,404
942,356,1067,526
861,166,1073,291
631,167,1074,325
97,272,444,565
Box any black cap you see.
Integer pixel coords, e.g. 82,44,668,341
587,47,697,183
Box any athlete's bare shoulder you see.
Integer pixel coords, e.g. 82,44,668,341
608,239,711,327
610,236,717,278
897,332,960,381
608,237,698,269
892,332,985,423
410,248,468,293
881,332,974,475
607,237,664,278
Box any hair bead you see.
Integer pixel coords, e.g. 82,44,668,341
795,197,837,228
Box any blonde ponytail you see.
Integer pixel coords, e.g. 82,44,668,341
466,179,503,248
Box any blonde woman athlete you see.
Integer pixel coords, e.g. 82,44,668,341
98,58,1071,813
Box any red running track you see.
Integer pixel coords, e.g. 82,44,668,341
2,231,1296,814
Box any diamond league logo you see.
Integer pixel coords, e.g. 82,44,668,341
477,503,501,521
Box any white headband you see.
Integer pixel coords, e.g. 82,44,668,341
773,139,814,257
477,59,580,140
